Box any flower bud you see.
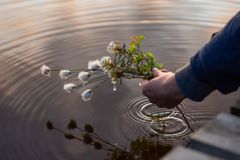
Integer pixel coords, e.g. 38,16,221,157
63,83,76,93
88,59,100,70
40,64,51,76
78,71,90,84
81,89,93,101
59,70,71,79
107,41,121,54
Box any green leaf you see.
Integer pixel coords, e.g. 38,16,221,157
145,52,156,62
154,63,163,69
138,35,145,43
130,35,145,46
133,55,143,64
129,44,136,53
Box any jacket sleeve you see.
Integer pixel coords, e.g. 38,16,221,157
175,12,240,101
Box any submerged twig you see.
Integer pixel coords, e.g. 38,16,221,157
176,106,194,132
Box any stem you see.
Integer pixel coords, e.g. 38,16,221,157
50,69,60,72
75,74,107,89
122,73,148,79
71,68,102,72
50,68,102,72
92,78,109,91
176,106,194,132
53,128,83,141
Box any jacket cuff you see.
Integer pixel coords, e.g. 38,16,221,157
175,64,214,101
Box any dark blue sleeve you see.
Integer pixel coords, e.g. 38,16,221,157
175,12,240,101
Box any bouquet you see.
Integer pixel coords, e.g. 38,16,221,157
40,35,163,101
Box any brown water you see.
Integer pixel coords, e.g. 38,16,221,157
0,0,239,160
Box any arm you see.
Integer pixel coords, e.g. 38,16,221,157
176,11,240,101
142,12,240,108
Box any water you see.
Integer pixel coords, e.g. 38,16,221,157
0,0,239,159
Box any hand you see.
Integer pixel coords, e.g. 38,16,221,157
142,68,185,108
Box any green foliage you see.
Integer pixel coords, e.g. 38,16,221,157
145,51,157,67
107,35,163,81
128,44,136,53
154,63,164,69
133,54,143,64
130,35,145,46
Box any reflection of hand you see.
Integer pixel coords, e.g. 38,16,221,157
142,68,185,108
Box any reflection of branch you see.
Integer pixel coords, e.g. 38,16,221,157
47,121,114,151
68,120,124,151
47,120,173,160
74,127,124,151
176,106,194,132
92,132,123,151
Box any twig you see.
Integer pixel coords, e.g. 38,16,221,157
176,106,194,132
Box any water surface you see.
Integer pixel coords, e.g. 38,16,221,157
0,0,239,159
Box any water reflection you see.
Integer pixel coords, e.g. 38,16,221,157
46,119,173,160
0,0,239,160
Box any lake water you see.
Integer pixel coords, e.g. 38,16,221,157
0,0,239,159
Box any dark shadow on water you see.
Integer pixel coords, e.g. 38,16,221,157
46,120,173,160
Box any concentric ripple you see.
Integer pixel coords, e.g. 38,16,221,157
0,1,239,160
122,96,198,144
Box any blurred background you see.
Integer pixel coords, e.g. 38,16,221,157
0,0,239,160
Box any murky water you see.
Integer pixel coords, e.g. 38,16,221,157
0,0,239,159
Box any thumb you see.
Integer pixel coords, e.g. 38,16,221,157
141,80,149,86
152,68,162,77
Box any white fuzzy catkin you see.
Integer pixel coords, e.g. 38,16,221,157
40,64,51,76
59,70,71,79
78,71,90,83
88,59,100,70
81,89,93,101
63,83,76,93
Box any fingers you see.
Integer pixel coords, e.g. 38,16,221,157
141,79,149,97
160,68,168,72
141,80,148,86
153,100,176,109
152,68,162,77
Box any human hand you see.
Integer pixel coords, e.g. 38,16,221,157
142,68,185,108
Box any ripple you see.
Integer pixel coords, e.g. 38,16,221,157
0,0,239,160
121,96,198,144
121,96,220,144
